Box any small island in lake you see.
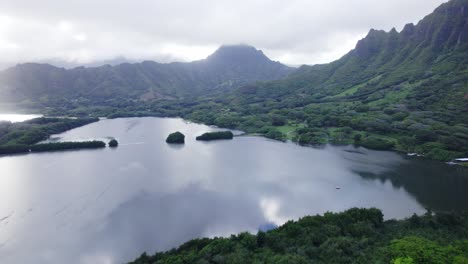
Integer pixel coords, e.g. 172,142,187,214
108,139,118,147
196,131,234,141
166,131,185,144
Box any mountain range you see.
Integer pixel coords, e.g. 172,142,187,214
181,0,466,160
240,0,467,113
0,0,467,160
0,44,292,105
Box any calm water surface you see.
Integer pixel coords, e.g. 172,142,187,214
0,117,467,264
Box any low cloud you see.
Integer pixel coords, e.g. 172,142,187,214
0,0,447,67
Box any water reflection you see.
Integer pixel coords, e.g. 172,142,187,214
354,157,468,212
85,184,265,263
0,117,466,264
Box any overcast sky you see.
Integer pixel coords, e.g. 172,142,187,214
0,0,447,68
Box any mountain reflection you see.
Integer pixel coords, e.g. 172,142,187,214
354,158,468,212
0,118,465,264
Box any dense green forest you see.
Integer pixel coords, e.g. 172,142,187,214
0,117,99,154
196,131,234,141
130,208,468,264
30,141,106,152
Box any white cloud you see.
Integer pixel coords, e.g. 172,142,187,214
0,0,448,67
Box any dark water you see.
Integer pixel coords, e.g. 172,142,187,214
0,117,466,264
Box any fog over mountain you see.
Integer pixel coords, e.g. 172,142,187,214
0,0,446,67
0,45,293,102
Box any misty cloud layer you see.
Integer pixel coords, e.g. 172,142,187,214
0,0,447,68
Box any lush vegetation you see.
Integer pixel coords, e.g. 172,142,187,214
109,139,119,147
169,0,467,160
196,131,234,141
1,0,467,162
166,132,185,144
0,117,99,155
9,0,464,161
0,2,465,263
130,208,468,264
30,141,106,152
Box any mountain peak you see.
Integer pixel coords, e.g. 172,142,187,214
206,44,271,64
352,0,468,59
434,0,468,13
401,23,416,37
214,44,263,54
217,44,259,51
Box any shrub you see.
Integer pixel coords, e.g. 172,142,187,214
361,137,395,150
196,131,234,141
166,132,185,144
264,128,286,141
271,115,287,126
108,139,118,147
353,134,362,143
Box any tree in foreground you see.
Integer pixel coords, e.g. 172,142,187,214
129,208,468,264
166,132,185,144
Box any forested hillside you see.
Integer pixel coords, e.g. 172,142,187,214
0,45,292,106
172,0,468,160
130,208,468,264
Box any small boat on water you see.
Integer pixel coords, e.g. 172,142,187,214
407,153,423,157
447,158,468,166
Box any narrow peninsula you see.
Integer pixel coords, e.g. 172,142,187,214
196,131,234,141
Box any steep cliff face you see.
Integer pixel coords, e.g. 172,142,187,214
246,0,468,102
227,0,468,142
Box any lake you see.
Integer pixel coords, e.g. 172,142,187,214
0,117,467,264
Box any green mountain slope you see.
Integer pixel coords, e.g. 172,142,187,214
176,0,468,160
237,0,467,112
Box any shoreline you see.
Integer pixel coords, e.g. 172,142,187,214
1,114,467,165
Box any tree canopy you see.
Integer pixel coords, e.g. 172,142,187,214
129,208,468,264
109,139,119,147
166,131,185,144
196,131,234,141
